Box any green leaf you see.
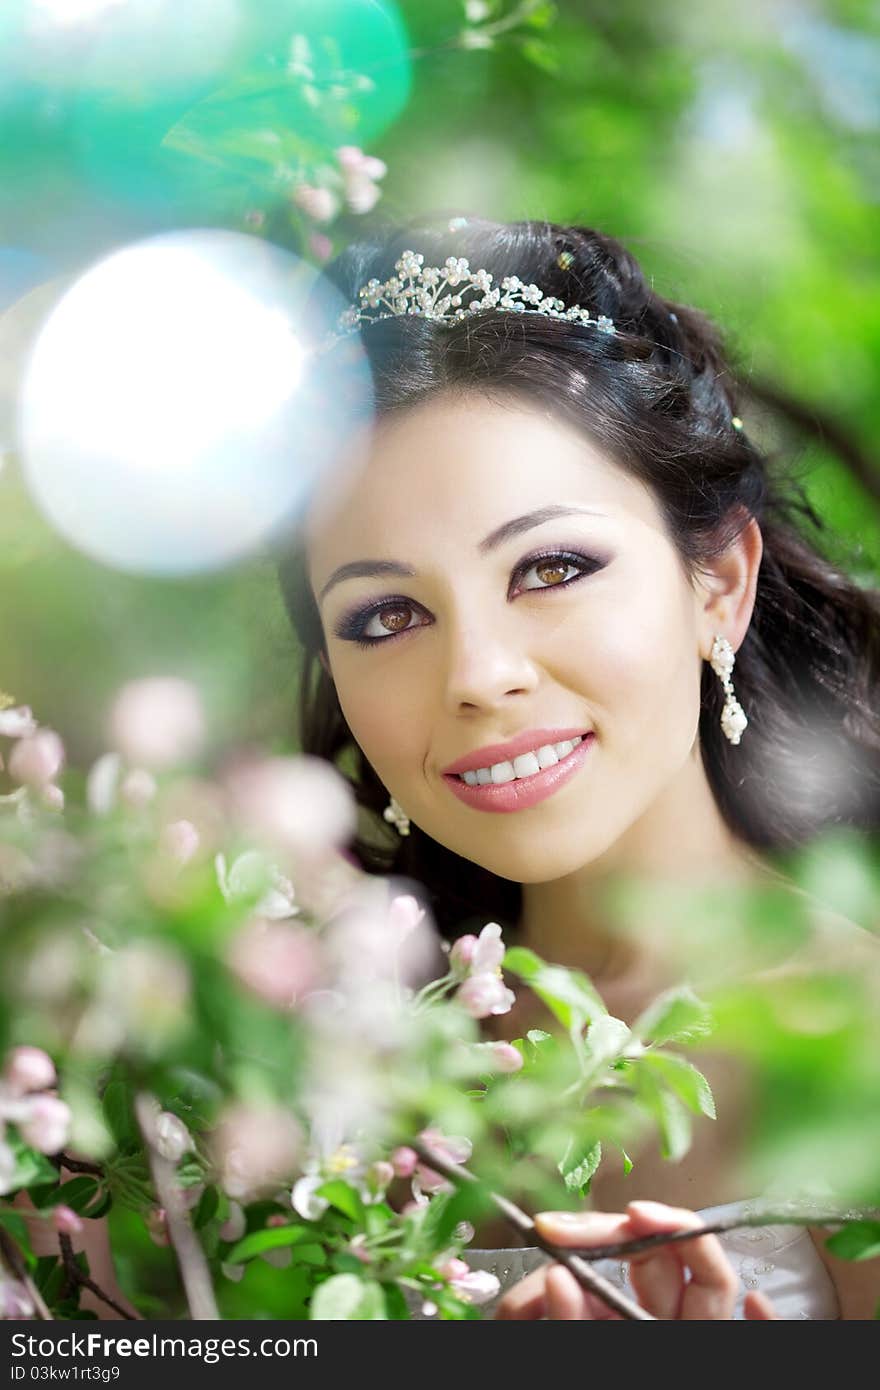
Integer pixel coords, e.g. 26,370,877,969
520,38,559,73
503,947,606,1030
524,0,558,28
632,987,713,1046
382,1282,411,1320
5,1144,58,1192
310,1273,385,1320
636,1070,693,1162
52,1177,101,1214
193,1185,219,1231
581,1015,631,1086
639,1052,716,1119
558,1139,602,1197
100,1081,137,1147
825,1221,880,1262
225,1225,315,1264
315,1180,365,1224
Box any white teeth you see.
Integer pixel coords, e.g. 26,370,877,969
490,761,516,785
512,751,541,778
459,735,585,786
535,744,559,769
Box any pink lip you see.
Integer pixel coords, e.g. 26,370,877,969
442,733,595,813
441,727,591,776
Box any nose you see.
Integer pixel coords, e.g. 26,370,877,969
440,618,540,715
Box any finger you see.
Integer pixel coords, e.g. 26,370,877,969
494,1265,549,1320
544,1264,594,1320
744,1289,780,1320
626,1200,739,1320
627,1243,686,1320
533,1209,631,1249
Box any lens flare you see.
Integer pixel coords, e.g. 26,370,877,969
17,229,373,575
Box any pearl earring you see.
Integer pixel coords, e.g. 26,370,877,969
383,795,411,836
709,633,748,744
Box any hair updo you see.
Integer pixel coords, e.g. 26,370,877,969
277,216,880,938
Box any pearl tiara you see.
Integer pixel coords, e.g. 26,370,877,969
329,249,617,344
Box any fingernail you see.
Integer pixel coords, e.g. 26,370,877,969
536,1210,582,1226
627,1199,668,1215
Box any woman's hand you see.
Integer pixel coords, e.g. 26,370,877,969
495,1199,779,1320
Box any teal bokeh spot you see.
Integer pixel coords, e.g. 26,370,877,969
0,0,411,222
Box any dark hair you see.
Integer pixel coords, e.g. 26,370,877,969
277,216,880,938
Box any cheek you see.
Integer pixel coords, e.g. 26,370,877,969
334,673,423,778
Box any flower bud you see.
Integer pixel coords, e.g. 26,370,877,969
51,1205,84,1236
145,1207,169,1246
449,934,477,973
291,184,339,223
456,972,516,1019
110,678,205,771
8,730,65,788
218,1201,246,1243
154,1111,192,1163
391,1146,417,1179
486,1041,524,1074
41,784,64,811
120,768,157,810
4,1045,56,1095
19,1095,71,1154
160,820,200,866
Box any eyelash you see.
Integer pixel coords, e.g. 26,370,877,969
334,548,606,649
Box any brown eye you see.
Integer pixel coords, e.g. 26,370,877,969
534,560,570,586
378,604,413,634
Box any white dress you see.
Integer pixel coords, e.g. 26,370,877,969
454,1199,840,1319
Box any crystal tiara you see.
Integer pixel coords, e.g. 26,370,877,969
329,249,617,344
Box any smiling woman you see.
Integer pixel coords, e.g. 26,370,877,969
274,215,880,1318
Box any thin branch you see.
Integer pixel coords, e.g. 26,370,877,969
574,1205,875,1261
51,1153,104,1178
135,1092,219,1321
410,1138,653,1320
55,1232,141,1320
0,1225,53,1321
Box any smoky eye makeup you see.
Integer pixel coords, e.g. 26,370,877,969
330,542,612,649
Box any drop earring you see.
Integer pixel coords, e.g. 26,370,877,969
383,795,411,836
709,633,748,745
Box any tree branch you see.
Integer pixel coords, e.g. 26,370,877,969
135,1093,219,1321
56,1232,140,1320
0,1225,53,1321
410,1138,653,1320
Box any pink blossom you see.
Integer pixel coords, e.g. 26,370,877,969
439,1257,469,1281
0,706,37,739
211,1102,302,1202
449,934,477,973
336,146,387,180
1,1278,35,1318
41,784,64,811
343,174,383,215
19,1095,71,1154
110,677,205,771
160,820,200,866
391,1145,417,1179
51,1205,83,1236
388,893,426,946
266,1213,288,1228
8,730,64,788
456,972,515,1020
226,917,323,1010
225,754,356,860
119,768,157,810
4,1046,56,1095
308,233,333,264
154,1111,192,1163
145,1207,169,1246
448,1267,501,1305
480,1041,524,1074
366,1160,394,1193
415,1128,473,1194
292,184,339,223
471,922,506,974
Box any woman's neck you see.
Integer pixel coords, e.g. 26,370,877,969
516,747,782,991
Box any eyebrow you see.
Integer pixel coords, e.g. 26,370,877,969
317,504,608,604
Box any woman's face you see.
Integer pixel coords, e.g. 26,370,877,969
305,390,726,885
